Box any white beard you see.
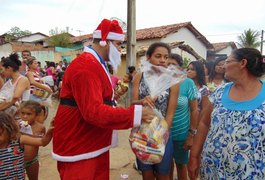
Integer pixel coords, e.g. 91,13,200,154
108,42,121,72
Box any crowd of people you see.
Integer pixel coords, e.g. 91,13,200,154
0,17,265,180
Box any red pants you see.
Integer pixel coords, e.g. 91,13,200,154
57,151,110,180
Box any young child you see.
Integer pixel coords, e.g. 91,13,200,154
114,73,133,100
0,111,53,179
18,100,49,180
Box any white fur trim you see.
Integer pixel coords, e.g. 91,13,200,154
99,40,107,46
133,105,142,127
52,145,111,162
93,30,125,41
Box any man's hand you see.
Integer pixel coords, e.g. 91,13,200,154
141,106,155,123
142,95,157,109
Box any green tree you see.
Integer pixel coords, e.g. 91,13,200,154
237,29,260,48
183,57,191,68
48,32,72,47
4,26,32,42
48,27,72,47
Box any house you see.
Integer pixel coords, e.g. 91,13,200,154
0,32,54,66
207,42,237,61
0,41,54,66
135,22,213,59
0,32,81,66
114,22,213,76
15,32,49,45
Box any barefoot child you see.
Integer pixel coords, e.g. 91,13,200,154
18,100,49,180
0,111,53,180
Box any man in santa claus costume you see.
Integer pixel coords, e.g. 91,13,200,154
52,19,155,180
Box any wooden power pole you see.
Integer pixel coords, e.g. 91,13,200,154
126,0,136,105
261,30,264,55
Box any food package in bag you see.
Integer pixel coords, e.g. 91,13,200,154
129,110,169,164
129,59,186,164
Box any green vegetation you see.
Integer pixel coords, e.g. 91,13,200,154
4,26,31,42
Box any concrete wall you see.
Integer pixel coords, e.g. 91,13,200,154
16,34,47,42
216,46,233,56
164,28,207,60
0,43,12,58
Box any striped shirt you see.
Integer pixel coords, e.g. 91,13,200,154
171,78,198,141
26,70,42,93
0,140,25,179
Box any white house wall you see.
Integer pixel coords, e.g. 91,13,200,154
16,34,47,42
136,38,161,47
163,28,208,60
0,43,13,58
30,51,54,67
216,46,233,55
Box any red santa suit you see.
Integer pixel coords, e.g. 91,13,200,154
52,47,142,179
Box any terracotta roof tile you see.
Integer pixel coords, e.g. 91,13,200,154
10,42,53,52
135,22,213,49
70,34,93,43
211,42,237,51
136,22,190,40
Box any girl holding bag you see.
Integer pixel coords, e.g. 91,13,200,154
131,42,181,180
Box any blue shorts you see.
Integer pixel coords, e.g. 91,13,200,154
172,140,189,165
136,135,174,175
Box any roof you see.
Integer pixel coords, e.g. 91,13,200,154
210,42,237,51
70,34,93,43
9,42,53,52
16,32,49,39
136,22,213,48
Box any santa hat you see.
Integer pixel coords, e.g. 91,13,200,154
93,19,125,46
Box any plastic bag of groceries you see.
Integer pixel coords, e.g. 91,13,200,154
129,60,186,164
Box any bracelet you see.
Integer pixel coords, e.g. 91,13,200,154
189,128,197,135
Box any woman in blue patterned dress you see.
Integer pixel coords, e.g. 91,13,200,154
188,48,265,180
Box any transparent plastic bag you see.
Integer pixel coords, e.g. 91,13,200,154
129,109,169,164
141,60,186,98
129,60,186,164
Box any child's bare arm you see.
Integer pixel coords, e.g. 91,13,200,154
20,120,53,146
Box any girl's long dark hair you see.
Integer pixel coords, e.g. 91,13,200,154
189,61,206,87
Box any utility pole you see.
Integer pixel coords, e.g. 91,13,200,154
261,30,264,55
126,0,136,106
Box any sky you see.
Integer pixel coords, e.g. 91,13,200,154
1,0,265,44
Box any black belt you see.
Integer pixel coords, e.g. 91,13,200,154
60,98,116,107
60,98,77,107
